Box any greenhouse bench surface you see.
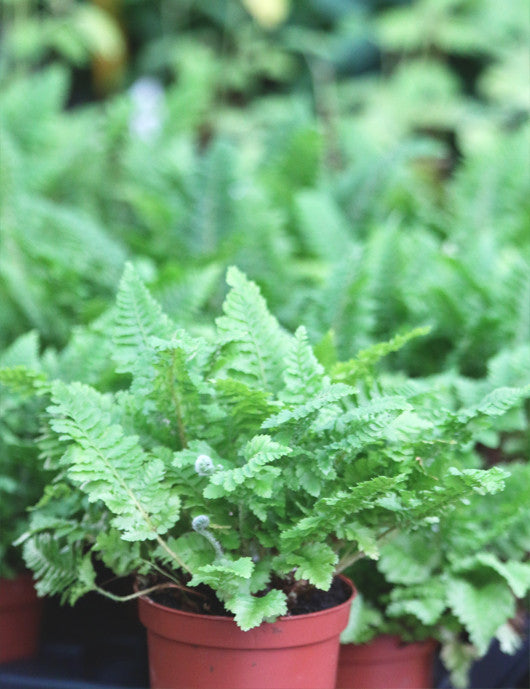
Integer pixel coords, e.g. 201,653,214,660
0,618,528,689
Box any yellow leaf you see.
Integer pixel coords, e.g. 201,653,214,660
242,0,290,29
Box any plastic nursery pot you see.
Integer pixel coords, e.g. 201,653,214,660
0,574,43,664
138,576,356,689
336,634,438,689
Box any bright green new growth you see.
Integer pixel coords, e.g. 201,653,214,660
16,265,522,629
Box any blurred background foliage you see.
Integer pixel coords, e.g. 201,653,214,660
0,0,528,387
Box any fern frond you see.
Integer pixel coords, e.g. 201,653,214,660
48,381,180,541
0,366,48,397
281,476,406,548
0,331,41,369
458,385,530,423
204,435,291,498
280,326,326,403
216,266,290,391
187,140,236,256
262,383,353,429
214,378,275,441
332,327,430,386
22,534,94,604
113,263,175,374
148,334,215,448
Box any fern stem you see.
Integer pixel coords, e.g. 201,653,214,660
95,581,206,603
334,526,398,574
334,549,364,575
156,535,192,574
238,503,249,555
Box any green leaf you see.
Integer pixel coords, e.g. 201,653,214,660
113,263,174,374
226,588,288,631
446,466,507,496
189,558,255,594
262,383,353,428
0,365,47,397
48,381,180,541
22,534,94,604
378,533,441,584
340,523,379,559
340,593,383,644
387,580,447,625
313,330,338,372
94,530,144,576
447,577,516,654
292,542,338,589
281,476,405,548
216,266,289,391
332,327,431,385
294,190,351,262
162,533,216,571
0,331,41,369
214,378,274,438
458,385,530,422
204,435,290,498
440,632,478,689
274,542,337,590
455,552,530,598
149,335,211,447
280,326,325,403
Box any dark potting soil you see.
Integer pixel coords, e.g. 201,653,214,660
149,575,350,619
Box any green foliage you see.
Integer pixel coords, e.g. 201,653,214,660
343,458,530,686
0,317,124,578
12,266,522,632
0,7,528,679
0,333,48,577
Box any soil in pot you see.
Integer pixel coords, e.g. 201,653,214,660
138,575,355,689
336,634,438,689
0,574,43,664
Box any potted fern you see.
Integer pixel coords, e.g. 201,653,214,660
336,374,530,689
0,315,122,665
13,265,513,689
0,333,47,663
338,461,530,689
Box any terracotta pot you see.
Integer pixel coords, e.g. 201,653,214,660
0,574,42,664
336,634,437,689
138,577,356,689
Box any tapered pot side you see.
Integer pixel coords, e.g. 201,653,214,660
138,576,356,689
0,575,42,664
336,634,438,689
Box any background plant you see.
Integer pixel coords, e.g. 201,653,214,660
342,458,530,687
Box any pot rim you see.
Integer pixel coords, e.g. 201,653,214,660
340,633,439,662
138,575,356,648
138,573,356,625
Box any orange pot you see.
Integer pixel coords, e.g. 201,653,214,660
336,635,438,689
0,575,42,664
138,577,355,689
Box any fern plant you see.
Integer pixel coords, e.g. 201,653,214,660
0,306,126,579
0,332,49,578
11,265,525,631
335,361,530,688
342,460,530,688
